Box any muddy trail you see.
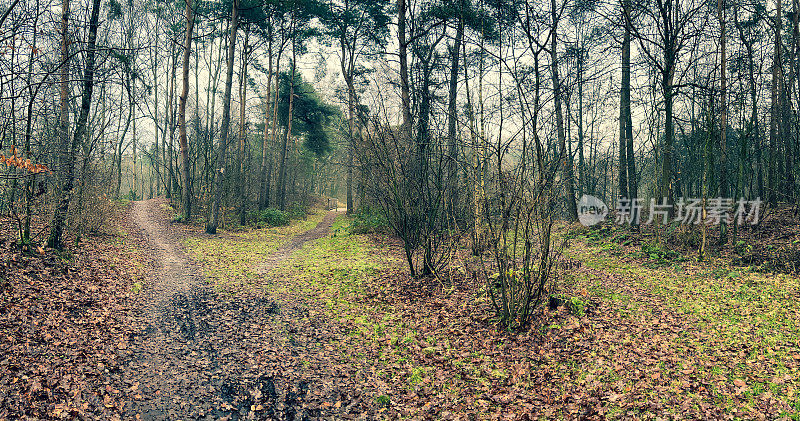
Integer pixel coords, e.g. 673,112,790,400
122,199,341,420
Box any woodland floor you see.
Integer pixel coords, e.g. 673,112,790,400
0,200,799,419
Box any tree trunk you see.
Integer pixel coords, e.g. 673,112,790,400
238,26,249,226
48,0,101,249
58,0,69,168
397,0,411,138
660,47,676,214
718,0,728,243
618,1,630,201
22,9,39,244
258,25,274,211
115,90,132,198
266,42,285,209
167,45,177,199
577,56,585,197
793,0,800,207
151,12,161,197
550,0,578,221
447,9,464,219
341,34,356,215
178,0,195,221
207,0,240,234
769,0,781,206
277,48,296,212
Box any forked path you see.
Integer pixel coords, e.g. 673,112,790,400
123,199,340,420
257,210,340,275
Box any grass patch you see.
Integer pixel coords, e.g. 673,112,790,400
567,236,800,416
185,211,326,292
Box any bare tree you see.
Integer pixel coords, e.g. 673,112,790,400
48,0,102,248
178,0,196,221
207,0,240,234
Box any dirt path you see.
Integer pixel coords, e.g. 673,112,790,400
130,199,198,314
123,199,340,420
257,210,340,275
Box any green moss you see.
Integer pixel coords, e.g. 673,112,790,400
567,235,800,415
185,211,327,292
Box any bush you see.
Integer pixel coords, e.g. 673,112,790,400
548,294,586,317
285,203,307,220
568,296,586,317
248,208,290,227
734,240,753,256
349,206,390,234
641,242,681,263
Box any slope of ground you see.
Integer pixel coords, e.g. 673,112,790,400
122,199,341,420
2,200,797,419
0,204,144,419
186,213,800,419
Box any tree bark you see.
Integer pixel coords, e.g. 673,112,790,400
238,26,249,226
207,0,240,233
769,0,781,206
398,0,411,138
167,44,177,198
447,8,464,219
341,30,356,215
618,1,630,201
266,40,285,210
58,0,69,166
660,44,676,212
48,0,101,248
718,0,728,242
258,23,274,211
178,0,195,221
550,0,578,221
277,46,296,211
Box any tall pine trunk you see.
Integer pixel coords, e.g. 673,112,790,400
258,25,274,211
237,27,249,226
718,0,728,243
660,47,676,216
446,9,464,219
769,0,781,206
277,48,296,211
207,0,240,233
178,0,195,221
341,32,356,215
397,0,411,138
618,0,631,202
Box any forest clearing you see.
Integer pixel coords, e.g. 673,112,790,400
0,200,798,419
2,0,800,417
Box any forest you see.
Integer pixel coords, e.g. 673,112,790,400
1,0,800,417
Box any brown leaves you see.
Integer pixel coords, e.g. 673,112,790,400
0,146,51,175
0,214,141,418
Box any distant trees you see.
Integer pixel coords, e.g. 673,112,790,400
178,0,195,222
207,0,240,234
630,0,706,214
2,0,800,279
322,0,390,215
